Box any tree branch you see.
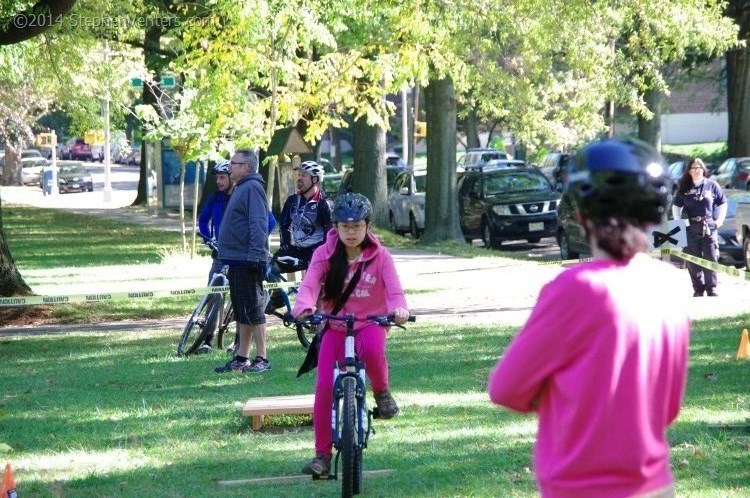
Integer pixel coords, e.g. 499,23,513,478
0,0,77,46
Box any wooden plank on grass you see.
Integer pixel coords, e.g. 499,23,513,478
217,469,396,487
242,394,315,430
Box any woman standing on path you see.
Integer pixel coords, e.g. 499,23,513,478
672,157,727,297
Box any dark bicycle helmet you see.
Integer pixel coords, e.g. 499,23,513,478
212,160,230,175
294,160,325,182
567,138,672,224
332,192,372,222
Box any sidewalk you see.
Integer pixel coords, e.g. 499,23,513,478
3,184,750,333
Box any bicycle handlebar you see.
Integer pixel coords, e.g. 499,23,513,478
290,312,416,327
199,234,218,252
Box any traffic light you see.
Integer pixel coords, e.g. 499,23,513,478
415,121,427,138
36,133,53,147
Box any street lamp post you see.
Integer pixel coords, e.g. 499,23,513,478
101,39,113,203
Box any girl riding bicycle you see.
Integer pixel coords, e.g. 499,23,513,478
291,192,410,477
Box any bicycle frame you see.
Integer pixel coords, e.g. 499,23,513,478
300,312,414,496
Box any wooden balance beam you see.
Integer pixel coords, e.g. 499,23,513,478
242,394,315,431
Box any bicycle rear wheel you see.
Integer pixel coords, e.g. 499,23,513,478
178,294,221,356
341,376,358,498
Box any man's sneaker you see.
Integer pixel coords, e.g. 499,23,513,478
194,344,213,355
264,289,286,314
301,454,331,476
373,388,400,419
214,357,251,373
247,356,271,373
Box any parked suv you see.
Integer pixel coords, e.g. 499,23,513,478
537,152,574,191
457,163,559,248
456,148,511,172
71,138,93,161
388,168,426,238
714,157,750,190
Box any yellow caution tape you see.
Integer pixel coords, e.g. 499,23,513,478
540,248,749,282
0,280,298,308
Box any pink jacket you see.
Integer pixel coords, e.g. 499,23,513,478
292,229,407,330
489,254,690,498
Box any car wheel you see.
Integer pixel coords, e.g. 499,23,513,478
557,229,580,260
87,186,93,192
409,214,420,239
744,237,750,271
482,219,500,249
464,237,473,244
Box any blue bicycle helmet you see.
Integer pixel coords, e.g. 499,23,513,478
212,160,230,175
567,138,671,224
332,192,372,222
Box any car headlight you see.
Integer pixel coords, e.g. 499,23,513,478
492,205,512,216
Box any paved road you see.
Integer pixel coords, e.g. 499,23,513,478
2,166,750,335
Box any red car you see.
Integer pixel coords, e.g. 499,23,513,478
71,138,93,161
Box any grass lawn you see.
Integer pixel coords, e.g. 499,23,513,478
1,205,749,496
0,316,748,496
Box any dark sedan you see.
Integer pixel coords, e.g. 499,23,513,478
58,163,93,193
458,166,559,248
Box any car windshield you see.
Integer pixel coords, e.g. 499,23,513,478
21,151,42,159
414,174,427,193
324,175,342,194
386,168,403,188
484,171,552,195
60,165,87,175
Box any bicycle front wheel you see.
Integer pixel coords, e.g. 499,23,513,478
216,300,237,352
341,376,358,498
178,294,221,356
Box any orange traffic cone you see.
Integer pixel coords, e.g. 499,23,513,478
0,462,17,497
737,329,750,360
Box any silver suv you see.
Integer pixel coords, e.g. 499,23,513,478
457,148,511,172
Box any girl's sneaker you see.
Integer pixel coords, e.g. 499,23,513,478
373,389,400,419
301,454,331,476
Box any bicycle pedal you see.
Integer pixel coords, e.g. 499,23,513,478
311,473,334,481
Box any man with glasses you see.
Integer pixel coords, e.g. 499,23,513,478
265,160,332,313
214,149,272,373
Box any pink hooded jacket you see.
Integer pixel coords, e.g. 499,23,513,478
292,229,408,329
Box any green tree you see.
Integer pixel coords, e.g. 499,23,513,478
725,0,750,157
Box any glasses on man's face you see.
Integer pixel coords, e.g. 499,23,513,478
337,222,367,233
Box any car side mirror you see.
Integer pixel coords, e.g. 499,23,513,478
399,187,409,195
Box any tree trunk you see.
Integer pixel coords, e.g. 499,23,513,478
0,195,32,296
1,146,21,186
132,25,164,207
464,108,480,149
638,88,662,150
726,0,750,157
331,127,343,172
422,75,463,244
351,115,388,227
726,47,750,157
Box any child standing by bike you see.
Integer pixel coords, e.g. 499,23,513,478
488,139,690,498
291,192,410,476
